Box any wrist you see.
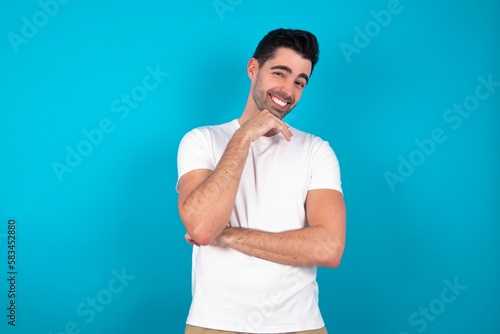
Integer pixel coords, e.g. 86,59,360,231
210,227,234,247
219,227,237,247
233,128,253,146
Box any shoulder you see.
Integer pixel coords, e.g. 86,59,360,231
287,125,340,160
181,119,238,142
185,119,237,137
288,125,329,146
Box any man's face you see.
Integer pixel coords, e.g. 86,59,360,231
251,47,312,120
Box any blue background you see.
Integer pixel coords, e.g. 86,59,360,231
1,0,499,333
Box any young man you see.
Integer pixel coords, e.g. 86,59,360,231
177,28,346,334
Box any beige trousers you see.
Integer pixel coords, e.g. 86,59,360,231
185,325,328,334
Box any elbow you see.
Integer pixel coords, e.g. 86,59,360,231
188,228,215,246
318,243,344,268
179,202,228,246
182,218,217,246
323,254,342,268
180,211,218,246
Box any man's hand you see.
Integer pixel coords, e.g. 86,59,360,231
238,109,293,142
184,232,200,247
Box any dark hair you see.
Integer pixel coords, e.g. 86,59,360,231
252,28,320,74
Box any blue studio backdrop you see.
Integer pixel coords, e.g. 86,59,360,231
1,1,499,333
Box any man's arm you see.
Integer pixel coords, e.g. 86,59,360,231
178,110,293,246
211,189,346,268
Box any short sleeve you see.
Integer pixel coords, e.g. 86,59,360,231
308,140,343,194
176,128,215,190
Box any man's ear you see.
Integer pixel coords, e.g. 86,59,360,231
247,58,259,79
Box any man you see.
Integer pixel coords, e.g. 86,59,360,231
177,28,346,334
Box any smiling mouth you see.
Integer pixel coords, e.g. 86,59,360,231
269,94,290,110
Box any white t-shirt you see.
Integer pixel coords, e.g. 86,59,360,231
177,119,342,333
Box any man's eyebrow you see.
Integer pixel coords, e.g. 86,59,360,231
270,65,309,83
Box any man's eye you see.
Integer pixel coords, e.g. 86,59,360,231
295,81,305,88
273,72,284,77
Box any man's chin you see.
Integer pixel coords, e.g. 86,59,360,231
269,108,289,120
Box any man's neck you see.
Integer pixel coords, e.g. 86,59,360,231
238,96,260,126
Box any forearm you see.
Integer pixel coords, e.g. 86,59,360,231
180,131,251,244
179,110,294,245
216,226,344,268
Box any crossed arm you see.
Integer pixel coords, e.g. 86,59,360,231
177,111,346,268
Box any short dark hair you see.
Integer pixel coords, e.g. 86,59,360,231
252,28,320,75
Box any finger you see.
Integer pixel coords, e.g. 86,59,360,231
267,115,291,140
283,123,293,137
187,237,200,247
184,233,196,245
279,123,293,141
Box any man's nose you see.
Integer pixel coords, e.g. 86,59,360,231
279,79,295,98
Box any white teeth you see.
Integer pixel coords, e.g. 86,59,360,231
272,96,287,107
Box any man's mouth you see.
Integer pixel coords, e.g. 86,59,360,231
269,94,290,110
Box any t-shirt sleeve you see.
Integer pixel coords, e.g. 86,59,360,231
176,128,215,190
308,140,343,194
